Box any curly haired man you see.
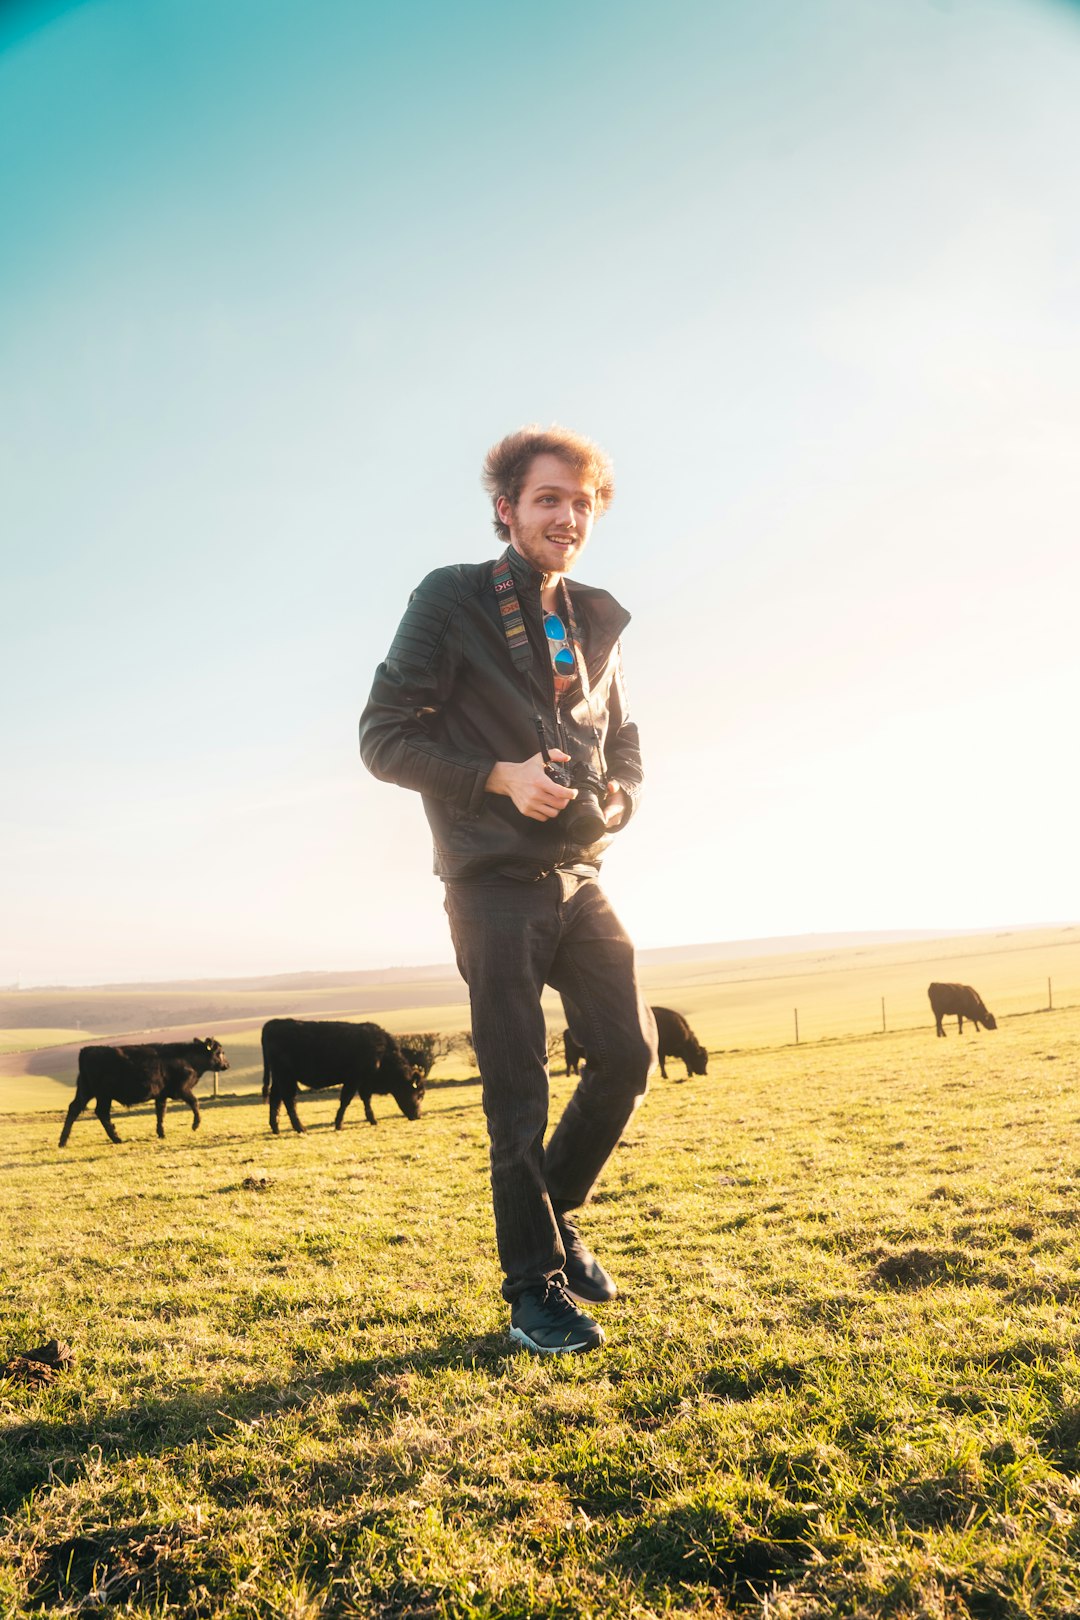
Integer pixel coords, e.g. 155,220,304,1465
359,425,656,1353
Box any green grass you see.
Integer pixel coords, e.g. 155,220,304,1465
5,926,1080,1105
4,1010,1080,1616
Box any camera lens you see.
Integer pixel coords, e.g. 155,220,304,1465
565,792,607,844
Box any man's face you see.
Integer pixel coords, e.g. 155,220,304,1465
498,453,598,576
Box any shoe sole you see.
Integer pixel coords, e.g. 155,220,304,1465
509,1325,605,1355
564,1279,618,1305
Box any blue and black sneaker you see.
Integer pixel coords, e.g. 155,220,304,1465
509,1277,605,1355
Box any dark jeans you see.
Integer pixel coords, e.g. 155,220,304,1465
444,870,657,1301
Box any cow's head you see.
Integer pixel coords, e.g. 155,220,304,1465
200,1037,230,1071
382,1043,425,1120
399,1042,435,1082
983,1013,998,1031
688,1041,709,1076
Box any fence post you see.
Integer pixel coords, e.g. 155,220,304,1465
881,996,886,1033
794,1008,799,1045
1048,977,1053,1011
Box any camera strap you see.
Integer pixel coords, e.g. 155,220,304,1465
491,551,606,774
491,550,533,674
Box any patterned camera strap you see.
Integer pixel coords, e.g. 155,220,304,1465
491,550,533,673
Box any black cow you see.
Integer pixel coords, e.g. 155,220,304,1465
261,1018,424,1134
652,1006,709,1079
928,983,998,1038
58,1038,229,1146
563,1028,586,1075
563,1006,708,1081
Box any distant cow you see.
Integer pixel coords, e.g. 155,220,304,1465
928,982,998,1038
563,1028,586,1075
58,1038,229,1146
261,1018,424,1134
563,1006,708,1081
652,1006,709,1079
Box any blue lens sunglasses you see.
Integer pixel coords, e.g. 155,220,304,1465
544,612,576,676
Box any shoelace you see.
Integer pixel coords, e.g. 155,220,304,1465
538,1278,579,1320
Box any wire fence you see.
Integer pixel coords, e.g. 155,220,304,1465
676,978,1080,1054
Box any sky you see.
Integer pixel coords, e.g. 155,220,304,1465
2,0,1079,986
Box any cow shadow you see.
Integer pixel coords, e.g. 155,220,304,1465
25,1090,484,1169
0,1331,519,1515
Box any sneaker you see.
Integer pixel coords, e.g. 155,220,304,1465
556,1211,618,1304
509,1278,606,1354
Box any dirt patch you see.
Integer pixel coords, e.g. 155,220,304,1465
34,1523,192,1609
2,1339,74,1390
865,1247,981,1290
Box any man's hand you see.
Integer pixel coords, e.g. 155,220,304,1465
485,750,576,822
604,779,629,828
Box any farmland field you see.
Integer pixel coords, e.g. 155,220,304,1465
3,925,1079,1114
4,995,1080,1617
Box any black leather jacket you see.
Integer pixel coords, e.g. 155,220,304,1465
359,543,643,882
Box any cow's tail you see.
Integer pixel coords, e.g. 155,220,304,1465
261,1040,271,1098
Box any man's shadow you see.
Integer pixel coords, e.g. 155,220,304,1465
2,1330,519,1516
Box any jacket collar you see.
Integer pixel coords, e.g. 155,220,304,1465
501,544,631,657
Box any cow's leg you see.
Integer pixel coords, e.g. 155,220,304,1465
334,1081,359,1129
155,1095,168,1138
658,1053,668,1079
361,1090,377,1126
95,1096,122,1144
278,1081,305,1135
957,1015,964,1035
59,1087,90,1147
183,1084,201,1131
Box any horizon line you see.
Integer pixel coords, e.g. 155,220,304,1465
4,920,1077,995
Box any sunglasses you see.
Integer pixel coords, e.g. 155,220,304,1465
544,612,576,676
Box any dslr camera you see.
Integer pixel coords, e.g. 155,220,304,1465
544,756,609,844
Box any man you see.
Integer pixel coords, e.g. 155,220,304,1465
359,425,656,1354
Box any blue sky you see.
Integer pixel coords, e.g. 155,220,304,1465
3,0,1079,984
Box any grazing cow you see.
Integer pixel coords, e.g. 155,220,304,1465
928,983,998,1038
652,1006,709,1079
563,1028,585,1076
58,1038,229,1146
261,1018,424,1134
562,1006,708,1081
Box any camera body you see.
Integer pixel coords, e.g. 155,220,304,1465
545,757,609,844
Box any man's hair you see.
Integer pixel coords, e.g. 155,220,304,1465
481,424,615,542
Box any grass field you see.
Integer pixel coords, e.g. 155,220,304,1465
4,927,1080,1115
4,1003,1080,1617
0,1032,89,1058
